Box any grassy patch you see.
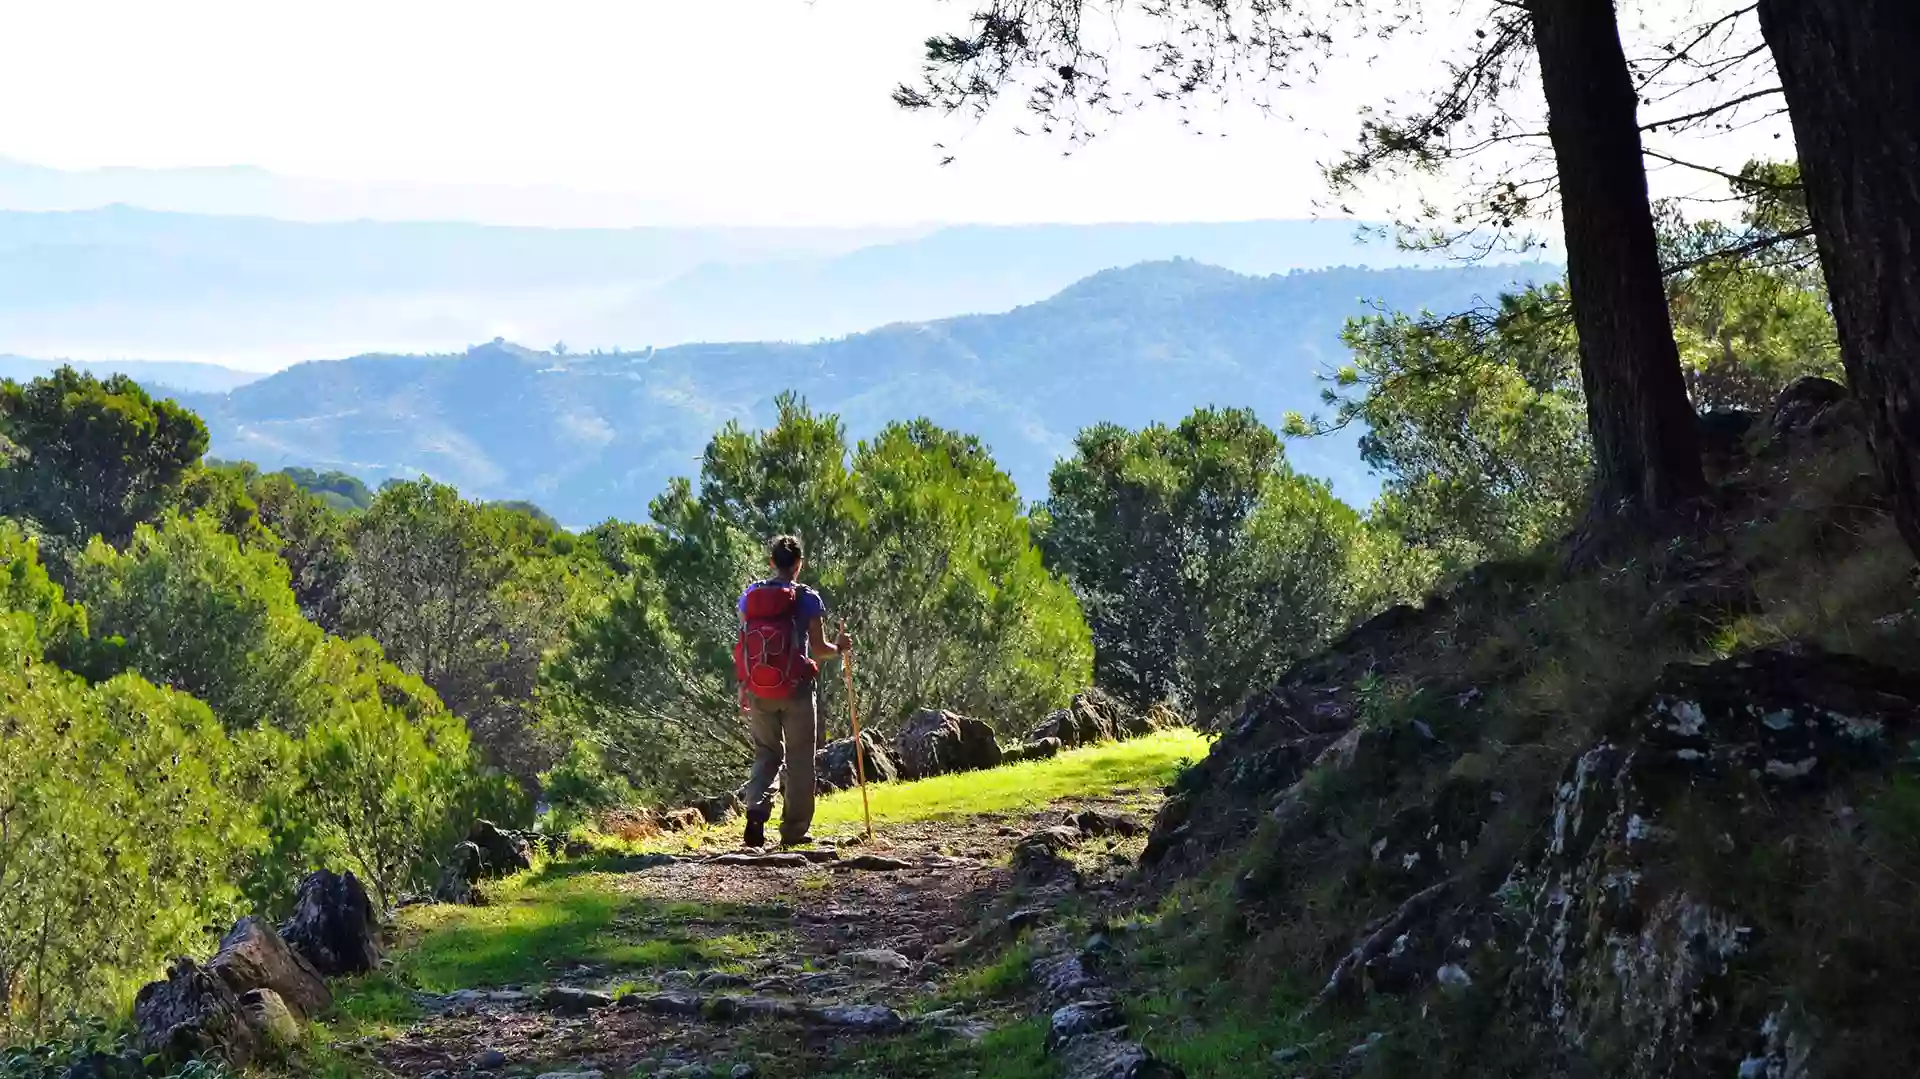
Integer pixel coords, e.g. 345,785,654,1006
817,1017,1051,1079
936,941,1034,1006
320,972,420,1039
391,873,783,990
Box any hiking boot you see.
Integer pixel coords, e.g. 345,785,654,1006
778,834,815,849
743,808,771,848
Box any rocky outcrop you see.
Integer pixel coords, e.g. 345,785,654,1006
436,842,488,905
1504,647,1920,1078
208,916,331,1021
816,731,898,791
133,958,259,1068
1025,689,1170,753
280,869,382,976
894,709,1002,780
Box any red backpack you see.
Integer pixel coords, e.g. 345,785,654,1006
733,582,820,700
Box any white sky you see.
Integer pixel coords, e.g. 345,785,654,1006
0,0,1788,227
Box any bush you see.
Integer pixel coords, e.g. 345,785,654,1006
0,617,258,1041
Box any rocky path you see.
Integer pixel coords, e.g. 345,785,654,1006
356,792,1158,1079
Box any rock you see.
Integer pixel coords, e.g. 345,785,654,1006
816,731,899,791
1270,1046,1306,1065
706,851,811,868
280,869,382,976
1033,952,1103,1001
1766,375,1849,443
1066,810,1143,839
894,709,1003,780
469,819,535,875
435,842,486,904
1007,908,1047,934
533,1071,604,1079
730,1066,757,1079
475,1050,509,1069
1436,963,1472,992
209,916,332,1021
846,948,912,973
1047,1000,1126,1051
1052,1030,1184,1079
241,989,303,1051
1012,826,1084,884
691,791,745,825
1004,737,1064,763
618,991,703,1016
660,807,707,831
696,971,751,991
537,986,615,1014
810,1003,906,1032
833,854,912,871
133,957,259,1067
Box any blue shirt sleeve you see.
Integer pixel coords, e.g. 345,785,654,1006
801,588,827,626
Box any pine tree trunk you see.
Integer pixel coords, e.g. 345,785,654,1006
1530,0,1706,522
1757,0,1920,560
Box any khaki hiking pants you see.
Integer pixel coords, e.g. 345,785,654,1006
740,690,818,843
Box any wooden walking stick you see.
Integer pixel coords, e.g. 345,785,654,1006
840,620,874,840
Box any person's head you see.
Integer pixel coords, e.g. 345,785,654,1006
768,534,805,579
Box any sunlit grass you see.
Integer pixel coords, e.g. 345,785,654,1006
391,872,785,990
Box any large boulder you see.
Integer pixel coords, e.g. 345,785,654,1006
816,731,898,791
1028,689,1169,750
280,869,382,977
469,819,535,875
894,709,1002,780
133,957,259,1068
208,916,331,1021
434,842,486,905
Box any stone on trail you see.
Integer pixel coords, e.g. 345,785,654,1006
1066,809,1143,839
846,948,913,973
810,1003,907,1032
209,915,332,1021
832,854,912,872
280,869,382,976
537,986,615,1014
707,851,812,868
730,1065,757,1079
533,1071,604,1079
617,991,703,1016
894,709,1002,780
1011,826,1084,884
816,731,898,791
133,957,259,1068
696,971,751,991
475,1050,509,1070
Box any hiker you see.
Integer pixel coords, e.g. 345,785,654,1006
733,533,852,848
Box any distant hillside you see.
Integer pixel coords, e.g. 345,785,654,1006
181,260,1552,525
0,207,1488,364
0,354,259,394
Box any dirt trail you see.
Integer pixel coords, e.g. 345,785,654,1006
366,791,1154,1079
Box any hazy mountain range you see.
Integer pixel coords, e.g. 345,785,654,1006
167,259,1551,525
0,205,1473,366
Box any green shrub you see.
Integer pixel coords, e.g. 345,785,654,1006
0,619,259,1041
